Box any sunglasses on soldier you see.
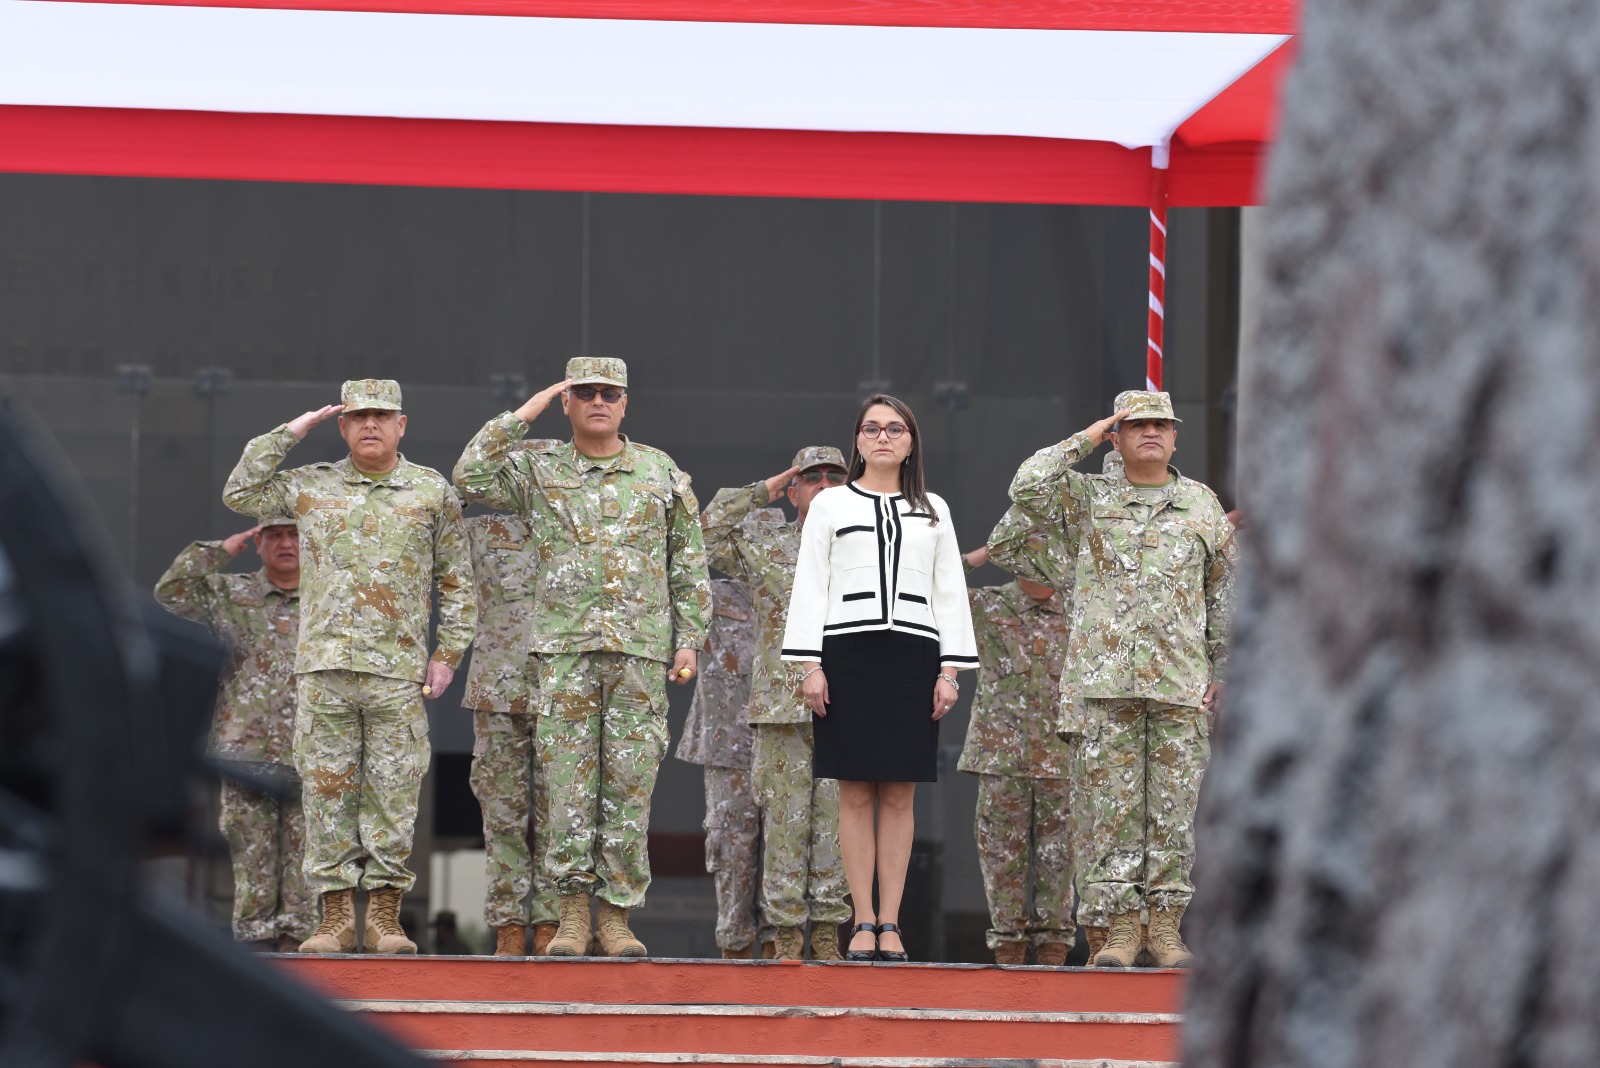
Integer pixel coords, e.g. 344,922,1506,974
798,469,848,485
569,385,625,403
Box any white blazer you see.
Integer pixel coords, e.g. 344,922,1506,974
780,482,978,669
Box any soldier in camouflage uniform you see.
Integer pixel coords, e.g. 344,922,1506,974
700,447,852,962
1007,390,1234,969
673,577,768,958
454,358,711,958
462,490,561,957
223,379,477,955
154,507,314,950
958,505,1076,967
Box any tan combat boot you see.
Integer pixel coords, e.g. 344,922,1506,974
1092,912,1142,968
1034,941,1070,967
994,941,1028,965
546,894,592,957
1146,907,1194,968
809,924,842,962
298,889,357,953
532,923,558,956
773,927,804,961
721,943,753,960
364,888,418,954
595,902,648,957
493,923,527,957
1081,925,1108,961
760,939,776,959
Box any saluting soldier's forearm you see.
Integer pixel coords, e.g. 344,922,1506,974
453,411,530,509
222,425,298,518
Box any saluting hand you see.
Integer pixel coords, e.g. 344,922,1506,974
669,649,698,685
222,527,261,557
515,379,574,423
1081,408,1132,447
764,466,802,503
287,404,344,441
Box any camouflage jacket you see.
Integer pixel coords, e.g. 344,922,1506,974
700,482,808,725
674,578,757,770
453,413,711,662
957,582,1072,779
153,541,299,765
984,501,1077,593
1009,433,1235,709
461,513,541,714
222,426,478,683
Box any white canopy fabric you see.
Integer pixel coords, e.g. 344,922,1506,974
0,1,1286,149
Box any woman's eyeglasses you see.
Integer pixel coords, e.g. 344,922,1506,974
569,386,626,403
798,470,849,485
859,422,909,440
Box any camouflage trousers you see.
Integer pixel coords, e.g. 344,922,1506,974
470,711,558,928
293,669,430,895
536,653,668,909
751,723,850,930
219,778,317,942
703,765,763,951
1072,697,1210,926
974,773,1074,950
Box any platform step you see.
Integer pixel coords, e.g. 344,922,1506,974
276,956,1183,1068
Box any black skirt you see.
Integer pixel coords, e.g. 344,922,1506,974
812,629,943,783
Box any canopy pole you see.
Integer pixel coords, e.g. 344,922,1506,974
1147,141,1171,391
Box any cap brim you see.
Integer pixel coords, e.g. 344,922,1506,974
341,402,403,412
570,377,627,388
796,461,847,474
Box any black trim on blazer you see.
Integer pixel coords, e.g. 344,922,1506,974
903,511,932,519
895,619,940,637
842,591,876,602
941,654,980,665
835,525,874,537
897,592,927,604
782,647,823,658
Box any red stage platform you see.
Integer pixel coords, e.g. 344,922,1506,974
276,955,1184,1067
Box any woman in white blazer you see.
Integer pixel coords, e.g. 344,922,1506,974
781,394,977,961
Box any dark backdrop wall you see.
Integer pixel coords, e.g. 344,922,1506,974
0,173,1238,955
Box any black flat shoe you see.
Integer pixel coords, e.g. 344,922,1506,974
875,922,908,962
844,922,878,962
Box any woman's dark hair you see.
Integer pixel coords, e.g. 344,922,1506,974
847,393,936,523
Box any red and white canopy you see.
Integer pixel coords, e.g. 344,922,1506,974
0,0,1295,205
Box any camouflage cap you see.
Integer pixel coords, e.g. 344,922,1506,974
566,357,628,387
256,503,299,528
1113,389,1182,423
340,379,403,411
791,445,847,473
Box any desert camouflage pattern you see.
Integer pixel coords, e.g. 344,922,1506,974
1072,697,1209,924
453,415,710,663
222,426,477,681
675,579,758,770
983,503,1078,593
154,540,300,763
957,582,1073,779
536,652,669,909
751,722,849,930
974,773,1074,950
567,356,628,387
700,483,808,725
294,669,430,893
220,781,316,942
471,710,557,927
703,765,763,951
462,511,544,714
341,378,403,411
1007,432,1235,711
1113,389,1182,423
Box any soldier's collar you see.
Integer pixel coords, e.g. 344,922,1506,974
1116,465,1183,505
339,455,416,487
569,435,636,473
254,568,299,599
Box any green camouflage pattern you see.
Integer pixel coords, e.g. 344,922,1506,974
294,669,431,894
1112,389,1181,423
957,582,1073,779
974,773,1074,950
751,721,850,929
341,378,403,411
470,710,557,927
567,356,628,386
453,414,711,663
154,541,300,763
983,503,1077,593
703,765,763,951
220,781,316,942
462,511,543,714
222,426,477,681
700,482,808,725
1007,432,1235,710
675,578,758,770
1071,697,1209,924
535,652,668,909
